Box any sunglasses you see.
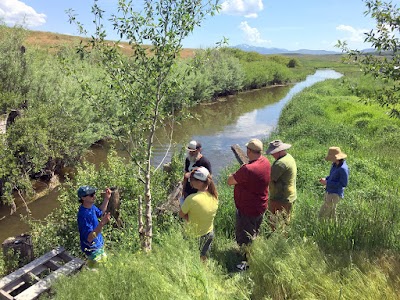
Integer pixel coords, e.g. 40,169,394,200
87,193,95,197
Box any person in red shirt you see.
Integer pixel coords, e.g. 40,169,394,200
227,138,271,270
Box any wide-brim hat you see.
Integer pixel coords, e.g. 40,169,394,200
266,140,291,154
325,147,347,161
245,138,263,152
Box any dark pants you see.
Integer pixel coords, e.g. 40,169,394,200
199,231,214,257
235,210,264,246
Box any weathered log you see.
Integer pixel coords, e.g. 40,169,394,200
155,182,182,215
231,144,249,165
2,234,34,271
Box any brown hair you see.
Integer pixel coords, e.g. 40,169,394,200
190,170,218,200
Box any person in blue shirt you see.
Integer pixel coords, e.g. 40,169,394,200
318,147,349,220
77,186,111,267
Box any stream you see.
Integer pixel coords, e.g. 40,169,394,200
0,69,342,242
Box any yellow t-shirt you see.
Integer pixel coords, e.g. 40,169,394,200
181,191,218,237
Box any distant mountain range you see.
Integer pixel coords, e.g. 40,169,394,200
232,44,381,55
232,44,341,55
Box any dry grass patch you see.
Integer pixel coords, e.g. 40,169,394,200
24,30,197,58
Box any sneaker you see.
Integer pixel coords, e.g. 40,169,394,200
235,261,249,271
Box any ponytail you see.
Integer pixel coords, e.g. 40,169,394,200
206,176,218,200
190,169,218,200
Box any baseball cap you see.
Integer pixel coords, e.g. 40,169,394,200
187,140,201,152
245,138,263,152
77,186,96,199
192,167,209,182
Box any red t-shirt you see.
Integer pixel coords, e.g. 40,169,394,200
233,156,271,216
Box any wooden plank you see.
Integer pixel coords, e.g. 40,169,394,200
0,289,13,300
21,273,39,284
0,247,65,290
231,144,249,165
57,252,73,262
43,260,59,271
14,258,84,300
30,265,47,277
2,278,25,294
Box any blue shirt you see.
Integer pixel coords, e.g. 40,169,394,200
326,160,349,198
77,205,104,256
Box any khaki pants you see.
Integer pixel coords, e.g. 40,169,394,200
319,192,341,220
268,200,292,232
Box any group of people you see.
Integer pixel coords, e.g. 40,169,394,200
76,138,349,269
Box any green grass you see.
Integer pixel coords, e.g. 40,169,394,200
249,234,400,300
46,228,251,300
30,59,400,299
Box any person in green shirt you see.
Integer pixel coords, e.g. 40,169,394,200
265,140,297,231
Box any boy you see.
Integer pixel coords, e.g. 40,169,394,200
77,186,111,267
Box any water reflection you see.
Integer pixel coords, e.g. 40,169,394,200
153,69,342,177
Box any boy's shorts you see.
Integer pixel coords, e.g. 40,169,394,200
87,248,107,268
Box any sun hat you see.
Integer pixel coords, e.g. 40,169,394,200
192,167,210,182
265,140,292,155
77,186,96,199
187,140,201,152
245,138,263,152
325,147,347,162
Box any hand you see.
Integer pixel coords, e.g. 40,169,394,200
104,188,112,200
184,172,191,179
100,212,111,226
319,178,327,185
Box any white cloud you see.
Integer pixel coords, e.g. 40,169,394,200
221,0,263,18
239,21,270,44
336,25,368,42
0,0,46,27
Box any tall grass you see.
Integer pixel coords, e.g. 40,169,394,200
249,234,400,300
268,74,400,253
47,228,251,300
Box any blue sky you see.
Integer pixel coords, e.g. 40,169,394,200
0,0,395,51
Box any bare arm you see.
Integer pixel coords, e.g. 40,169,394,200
99,188,112,213
179,209,188,221
87,212,111,243
227,174,238,186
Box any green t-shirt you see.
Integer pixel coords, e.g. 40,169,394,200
181,191,218,237
269,153,297,203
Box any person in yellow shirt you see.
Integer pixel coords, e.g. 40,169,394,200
179,167,218,261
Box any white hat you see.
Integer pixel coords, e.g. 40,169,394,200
192,167,209,182
187,140,201,152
